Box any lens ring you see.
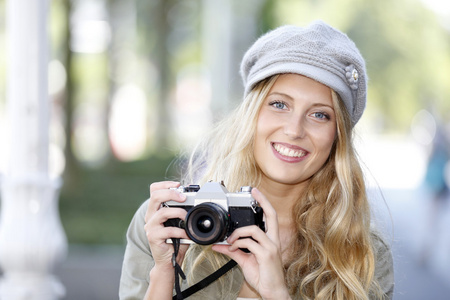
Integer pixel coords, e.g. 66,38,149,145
185,203,229,245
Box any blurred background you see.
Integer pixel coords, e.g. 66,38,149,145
0,0,449,299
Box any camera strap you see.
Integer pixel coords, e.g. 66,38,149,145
171,239,238,300
171,238,186,300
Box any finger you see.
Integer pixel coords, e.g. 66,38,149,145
227,230,275,256
226,225,267,245
211,244,249,264
227,237,278,260
252,188,279,242
225,225,279,261
147,207,188,227
145,223,190,243
149,181,180,194
146,189,187,221
147,181,182,215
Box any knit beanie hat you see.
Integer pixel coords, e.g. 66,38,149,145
240,20,367,126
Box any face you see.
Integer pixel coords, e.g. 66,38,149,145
254,74,337,186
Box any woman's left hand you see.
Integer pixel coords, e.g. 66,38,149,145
212,188,291,300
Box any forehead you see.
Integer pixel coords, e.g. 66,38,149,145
269,74,332,100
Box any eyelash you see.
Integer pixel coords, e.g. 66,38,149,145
268,100,288,110
268,100,331,120
312,111,331,120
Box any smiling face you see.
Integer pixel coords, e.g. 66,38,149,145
253,74,337,187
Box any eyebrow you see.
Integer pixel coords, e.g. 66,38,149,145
268,92,334,110
311,103,335,110
267,92,293,100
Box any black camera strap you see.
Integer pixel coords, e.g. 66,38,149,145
171,239,237,300
171,238,186,300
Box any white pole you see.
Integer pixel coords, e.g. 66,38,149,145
202,0,233,117
201,0,267,117
0,0,67,299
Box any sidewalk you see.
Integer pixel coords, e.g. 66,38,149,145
384,188,450,299
55,244,124,300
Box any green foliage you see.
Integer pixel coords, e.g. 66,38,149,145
71,53,109,102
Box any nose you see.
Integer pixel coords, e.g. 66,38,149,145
283,114,306,139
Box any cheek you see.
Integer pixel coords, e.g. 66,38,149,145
254,124,267,156
254,112,272,142
314,126,336,155
253,113,275,160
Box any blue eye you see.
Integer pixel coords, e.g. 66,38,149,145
269,101,287,110
312,112,330,120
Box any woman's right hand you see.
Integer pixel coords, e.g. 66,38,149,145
144,181,190,269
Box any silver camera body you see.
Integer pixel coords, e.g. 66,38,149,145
163,181,265,245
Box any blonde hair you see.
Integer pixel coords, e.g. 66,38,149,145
286,90,383,299
181,76,277,190
180,75,383,299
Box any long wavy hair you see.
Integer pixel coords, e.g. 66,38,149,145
179,75,383,299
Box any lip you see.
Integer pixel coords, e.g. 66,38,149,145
271,142,309,163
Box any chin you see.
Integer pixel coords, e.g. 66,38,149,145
265,173,311,186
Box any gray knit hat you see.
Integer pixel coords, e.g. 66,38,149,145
240,20,367,126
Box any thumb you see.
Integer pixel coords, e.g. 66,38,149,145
211,244,245,264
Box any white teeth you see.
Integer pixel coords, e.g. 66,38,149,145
273,144,306,158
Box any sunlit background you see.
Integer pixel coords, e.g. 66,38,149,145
0,0,450,298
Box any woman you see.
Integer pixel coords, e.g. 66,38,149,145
119,20,394,300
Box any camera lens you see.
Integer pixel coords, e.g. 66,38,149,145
197,216,213,233
185,203,229,245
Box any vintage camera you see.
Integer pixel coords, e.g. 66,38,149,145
163,181,265,245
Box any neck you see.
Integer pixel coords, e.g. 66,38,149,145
256,178,308,228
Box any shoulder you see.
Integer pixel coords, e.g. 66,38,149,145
126,199,149,243
371,231,394,298
371,231,392,261
122,198,151,256
136,199,150,220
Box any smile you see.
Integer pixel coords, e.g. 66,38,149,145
272,143,307,158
